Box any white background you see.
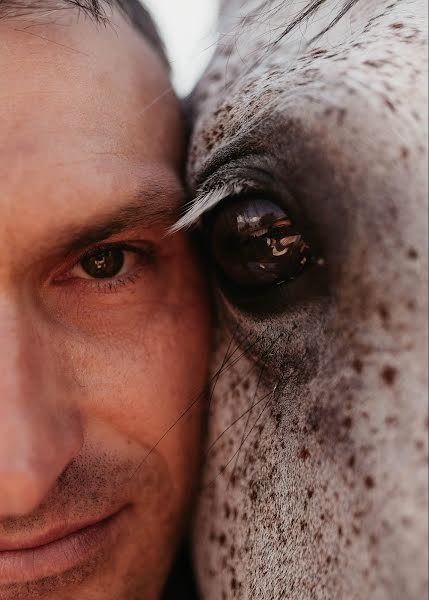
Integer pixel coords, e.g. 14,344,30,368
145,0,219,96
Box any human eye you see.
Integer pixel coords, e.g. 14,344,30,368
54,242,155,291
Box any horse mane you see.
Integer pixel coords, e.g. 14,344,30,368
263,0,362,45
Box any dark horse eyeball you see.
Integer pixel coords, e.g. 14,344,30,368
210,197,313,289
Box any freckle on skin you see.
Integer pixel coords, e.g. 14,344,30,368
385,415,399,426
364,475,375,489
352,358,364,374
343,416,353,429
299,447,311,461
407,299,417,311
381,365,397,385
377,303,390,321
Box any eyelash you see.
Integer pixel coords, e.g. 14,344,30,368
55,242,155,294
89,270,143,293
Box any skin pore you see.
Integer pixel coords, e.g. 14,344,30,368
0,7,210,600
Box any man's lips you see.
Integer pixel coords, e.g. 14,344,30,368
0,512,116,552
0,507,127,584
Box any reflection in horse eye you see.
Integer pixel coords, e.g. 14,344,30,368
210,197,313,288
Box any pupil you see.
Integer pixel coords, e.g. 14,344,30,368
81,248,125,279
211,199,314,288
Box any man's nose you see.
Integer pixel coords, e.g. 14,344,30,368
0,301,83,517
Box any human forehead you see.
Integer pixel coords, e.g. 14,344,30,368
0,10,181,169
0,11,184,268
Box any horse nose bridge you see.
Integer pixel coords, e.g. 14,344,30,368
348,380,428,600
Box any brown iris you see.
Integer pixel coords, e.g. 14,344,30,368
210,198,312,288
80,248,125,279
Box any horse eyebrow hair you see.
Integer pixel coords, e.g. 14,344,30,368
170,181,246,233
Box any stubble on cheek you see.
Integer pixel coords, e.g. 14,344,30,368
0,443,179,600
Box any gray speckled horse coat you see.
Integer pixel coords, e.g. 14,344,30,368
180,1,428,598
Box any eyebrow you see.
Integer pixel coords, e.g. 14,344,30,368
53,187,182,257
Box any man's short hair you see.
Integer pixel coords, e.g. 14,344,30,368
0,0,169,66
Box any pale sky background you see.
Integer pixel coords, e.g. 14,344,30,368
145,0,220,96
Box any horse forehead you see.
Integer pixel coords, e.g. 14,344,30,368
189,3,428,598
208,0,423,81
190,0,427,179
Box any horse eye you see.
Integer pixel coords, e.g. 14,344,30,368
209,197,313,289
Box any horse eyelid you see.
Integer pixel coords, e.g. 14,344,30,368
169,179,261,234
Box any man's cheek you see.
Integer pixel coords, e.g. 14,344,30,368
45,277,164,337
50,306,202,432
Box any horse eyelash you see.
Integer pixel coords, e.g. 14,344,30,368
169,179,253,234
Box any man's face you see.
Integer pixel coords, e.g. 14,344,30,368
0,10,210,600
